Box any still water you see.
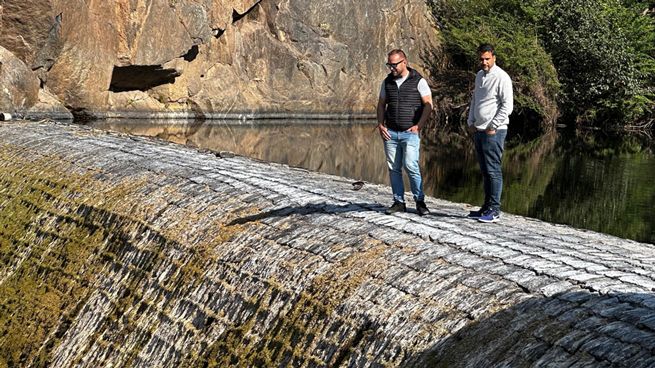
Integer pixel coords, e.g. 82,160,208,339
86,119,655,244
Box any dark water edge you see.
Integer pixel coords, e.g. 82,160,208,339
85,119,655,244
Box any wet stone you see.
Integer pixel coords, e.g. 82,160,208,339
531,346,577,368
598,321,655,347
519,338,552,362
628,355,655,368
581,335,642,364
554,329,598,353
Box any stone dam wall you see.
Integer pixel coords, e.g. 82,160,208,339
2,120,655,367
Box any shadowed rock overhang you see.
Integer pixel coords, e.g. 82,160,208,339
109,65,180,92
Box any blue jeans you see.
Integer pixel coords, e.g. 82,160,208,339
383,129,424,203
474,129,507,212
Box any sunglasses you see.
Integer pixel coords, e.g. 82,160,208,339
385,59,405,69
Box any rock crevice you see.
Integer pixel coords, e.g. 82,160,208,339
109,65,180,92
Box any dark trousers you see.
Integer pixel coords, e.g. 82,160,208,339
474,129,507,212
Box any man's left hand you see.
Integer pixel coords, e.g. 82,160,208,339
408,125,420,134
486,127,497,135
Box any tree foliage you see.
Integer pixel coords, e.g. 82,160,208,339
543,0,655,125
429,0,655,128
429,0,560,127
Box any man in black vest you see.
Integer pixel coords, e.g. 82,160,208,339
377,49,432,216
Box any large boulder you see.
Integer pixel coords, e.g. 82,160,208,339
0,0,439,117
0,46,39,112
0,45,71,119
26,87,74,120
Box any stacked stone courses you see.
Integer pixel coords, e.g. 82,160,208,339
1,120,655,367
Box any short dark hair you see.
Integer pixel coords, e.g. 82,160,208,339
477,43,495,55
388,49,407,59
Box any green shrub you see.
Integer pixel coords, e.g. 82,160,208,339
542,0,655,126
429,0,560,127
429,0,655,128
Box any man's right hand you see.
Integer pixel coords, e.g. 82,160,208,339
378,124,391,141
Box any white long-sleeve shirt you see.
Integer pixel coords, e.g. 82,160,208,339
467,64,513,131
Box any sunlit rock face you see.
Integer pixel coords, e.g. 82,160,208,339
0,0,439,117
3,121,655,367
0,46,39,111
0,45,70,118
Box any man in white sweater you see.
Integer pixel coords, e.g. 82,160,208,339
467,44,513,223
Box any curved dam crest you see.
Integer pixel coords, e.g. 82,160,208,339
1,121,655,367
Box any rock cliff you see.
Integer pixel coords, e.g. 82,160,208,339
0,0,439,118
0,45,71,119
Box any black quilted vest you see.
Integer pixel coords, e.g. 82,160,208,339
384,68,424,131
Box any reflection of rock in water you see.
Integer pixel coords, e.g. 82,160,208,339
89,119,389,185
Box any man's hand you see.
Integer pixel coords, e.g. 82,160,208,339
407,125,419,134
378,124,391,141
486,127,497,135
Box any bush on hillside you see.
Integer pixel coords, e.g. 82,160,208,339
542,0,655,127
428,0,560,132
429,0,655,129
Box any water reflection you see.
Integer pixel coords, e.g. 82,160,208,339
87,119,390,186
427,131,655,244
86,119,655,244
523,140,655,244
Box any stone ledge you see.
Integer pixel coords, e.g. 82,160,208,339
76,110,377,121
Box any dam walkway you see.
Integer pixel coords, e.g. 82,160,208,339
1,120,655,367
